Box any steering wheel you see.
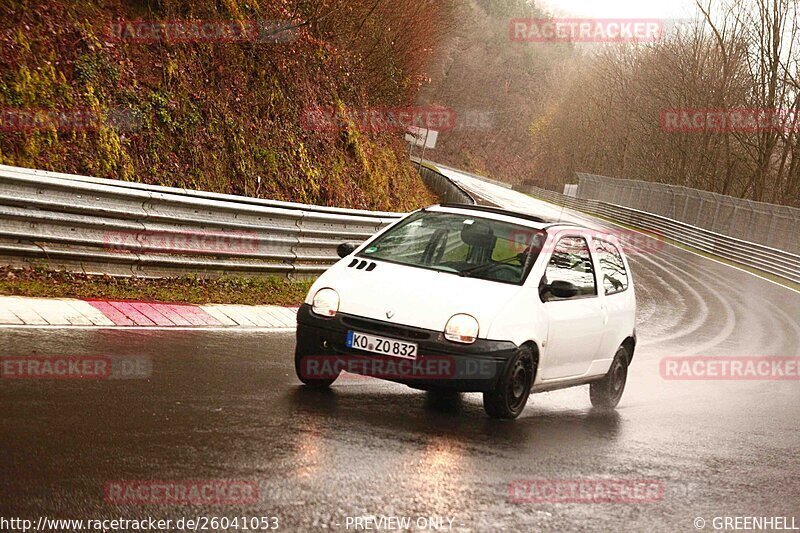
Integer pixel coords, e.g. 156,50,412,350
491,265,521,282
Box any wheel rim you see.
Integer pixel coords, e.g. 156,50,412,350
610,360,626,399
507,358,531,411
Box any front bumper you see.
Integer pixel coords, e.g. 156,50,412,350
295,304,518,392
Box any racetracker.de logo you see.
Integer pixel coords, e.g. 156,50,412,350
106,19,296,43
661,108,800,133
1,355,151,380
1,356,110,379
104,480,259,505
103,230,260,255
509,479,664,503
660,356,800,380
302,106,456,133
0,107,141,132
509,228,664,256
509,19,664,43
299,355,459,381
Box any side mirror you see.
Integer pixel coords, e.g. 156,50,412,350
337,242,358,258
541,279,580,300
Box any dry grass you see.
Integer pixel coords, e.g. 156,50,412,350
0,267,314,306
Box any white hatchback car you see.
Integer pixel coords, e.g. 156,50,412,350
295,204,636,419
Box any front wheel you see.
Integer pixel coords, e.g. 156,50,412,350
295,349,339,388
483,346,536,419
589,345,629,408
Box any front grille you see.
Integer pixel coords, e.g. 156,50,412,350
340,315,433,341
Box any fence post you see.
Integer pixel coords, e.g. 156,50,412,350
729,204,739,236
746,201,757,243
711,202,721,232
696,198,705,226
792,211,800,255
765,208,777,249
668,185,678,220
679,188,690,223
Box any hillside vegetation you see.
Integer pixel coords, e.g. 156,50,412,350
0,0,457,210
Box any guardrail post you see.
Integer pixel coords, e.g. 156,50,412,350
766,210,777,249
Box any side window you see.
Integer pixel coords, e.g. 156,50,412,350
544,236,597,297
595,240,629,295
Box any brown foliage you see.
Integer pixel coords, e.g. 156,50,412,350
0,0,457,210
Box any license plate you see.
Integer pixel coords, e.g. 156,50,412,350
346,331,418,360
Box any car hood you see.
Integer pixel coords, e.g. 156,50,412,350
312,258,520,338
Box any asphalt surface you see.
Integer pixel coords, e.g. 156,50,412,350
1,171,799,532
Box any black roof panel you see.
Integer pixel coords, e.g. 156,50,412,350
438,203,554,224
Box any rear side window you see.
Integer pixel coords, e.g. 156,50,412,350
595,240,629,295
544,236,597,297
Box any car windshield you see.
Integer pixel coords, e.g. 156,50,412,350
357,210,547,284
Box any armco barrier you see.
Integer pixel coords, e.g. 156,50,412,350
0,164,403,278
411,158,476,205
3,161,797,285
431,161,513,190
513,181,800,285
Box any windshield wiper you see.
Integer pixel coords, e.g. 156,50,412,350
458,255,522,278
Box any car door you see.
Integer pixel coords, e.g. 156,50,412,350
538,234,607,380
593,238,635,361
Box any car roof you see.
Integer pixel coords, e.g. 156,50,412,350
431,203,583,230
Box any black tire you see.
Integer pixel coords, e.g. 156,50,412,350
483,346,536,419
590,345,629,408
295,349,339,388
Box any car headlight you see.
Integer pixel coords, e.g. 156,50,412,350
444,314,479,344
311,288,340,317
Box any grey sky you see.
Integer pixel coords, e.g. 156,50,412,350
537,0,699,19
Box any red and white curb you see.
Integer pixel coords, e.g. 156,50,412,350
0,296,298,330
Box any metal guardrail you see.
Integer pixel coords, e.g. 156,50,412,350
410,158,476,204
514,182,800,285
0,164,403,278
3,160,797,286
5,164,401,219
427,160,513,190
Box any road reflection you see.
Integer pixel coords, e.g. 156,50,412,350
287,385,622,448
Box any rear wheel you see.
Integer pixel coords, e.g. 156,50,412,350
590,345,629,408
483,346,536,419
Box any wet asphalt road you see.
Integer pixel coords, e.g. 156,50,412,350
1,173,800,531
